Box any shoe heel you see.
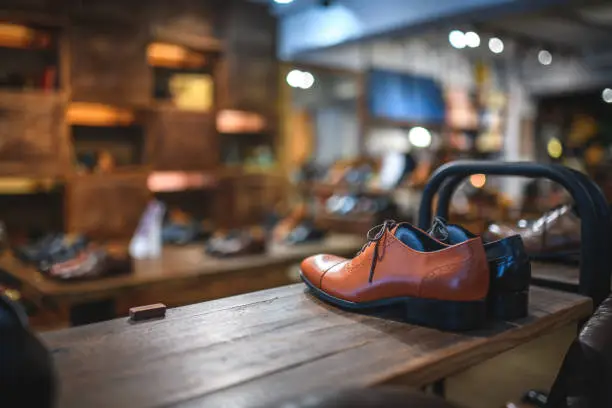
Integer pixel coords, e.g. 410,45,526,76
488,290,529,320
403,297,487,331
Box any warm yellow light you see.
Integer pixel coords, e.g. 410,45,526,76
0,23,39,49
148,172,217,192
217,110,266,133
470,174,486,188
547,137,563,159
147,42,207,68
67,103,135,126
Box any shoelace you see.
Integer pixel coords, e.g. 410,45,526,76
357,219,397,283
427,216,449,243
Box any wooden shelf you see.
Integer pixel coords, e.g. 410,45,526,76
67,102,136,127
0,177,61,194
148,42,210,69
147,171,218,192
217,109,267,134
0,22,54,50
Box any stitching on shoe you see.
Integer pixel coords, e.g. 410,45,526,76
418,246,474,298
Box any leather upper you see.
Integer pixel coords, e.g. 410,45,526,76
547,295,612,408
483,234,531,292
301,225,489,303
430,219,531,293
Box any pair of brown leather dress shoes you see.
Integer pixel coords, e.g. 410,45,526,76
301,218,531,331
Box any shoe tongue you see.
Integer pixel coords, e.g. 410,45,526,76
428,217,450,244
392,223,427,251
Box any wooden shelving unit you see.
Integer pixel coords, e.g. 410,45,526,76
0,0,282,238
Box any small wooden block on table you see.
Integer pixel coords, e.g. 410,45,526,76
43,284,591,408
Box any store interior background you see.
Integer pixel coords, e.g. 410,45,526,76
0,0,611,406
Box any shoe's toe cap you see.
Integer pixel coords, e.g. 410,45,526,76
300,254,347,288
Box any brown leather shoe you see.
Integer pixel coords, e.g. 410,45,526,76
484,205,580,259
42,248,132,281
300,220,489,330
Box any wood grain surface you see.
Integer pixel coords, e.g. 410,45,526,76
69,19,150,106
531,261,583,286
0,90,67,176
65,172,151,240
147,108,218,171
43,284,591,408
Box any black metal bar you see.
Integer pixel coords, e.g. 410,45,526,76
432,166,611,306
435,175,464,221
435,166,610,224
432,379,446,398
433,167,612,298
417,160,610,306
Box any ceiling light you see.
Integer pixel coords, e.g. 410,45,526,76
274,0,294,4
448,30,466,49
286,69,315,89
407,127,432,148
286,69,303,88
538,50,552,65
465,31,480,48
302,72,315,89
602,88,612,103
488,37,504,54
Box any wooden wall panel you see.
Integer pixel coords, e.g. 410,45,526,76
217,54,277,114
66,0,145,24
217,0,277,115
213,173,284,228
66,173,150,240
0,90,67,176
0,0,56,12
147,108,219,171
69,20,150,106
223,0,275,55
147,0,218,50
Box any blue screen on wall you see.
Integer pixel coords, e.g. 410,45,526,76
367,69,445,124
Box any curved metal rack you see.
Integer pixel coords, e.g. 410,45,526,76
417,160,611,306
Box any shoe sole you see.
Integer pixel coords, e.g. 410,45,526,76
300,271,487,331
488,290,529,321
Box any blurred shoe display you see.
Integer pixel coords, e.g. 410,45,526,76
40,248,132,281
162,209,212,245
284,220,327,245
14,234,89,267
205,229,266,257
484,204,581,259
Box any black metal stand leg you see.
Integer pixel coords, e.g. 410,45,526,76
432,379,446,398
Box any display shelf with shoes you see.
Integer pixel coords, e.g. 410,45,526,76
67,103,147,174
205,227,267,258
484,204,581,262
148,42,219,112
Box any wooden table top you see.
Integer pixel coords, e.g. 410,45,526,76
43,284,592,408
531,261,582,286
0,235,363,302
